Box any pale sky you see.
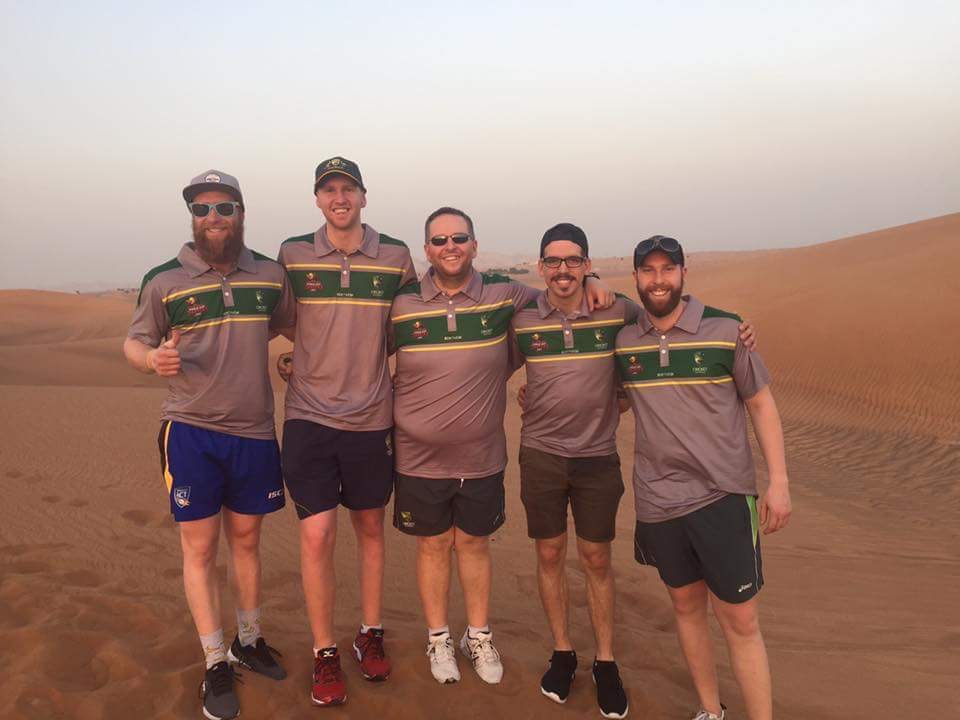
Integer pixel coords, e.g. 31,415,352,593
1,1,957,289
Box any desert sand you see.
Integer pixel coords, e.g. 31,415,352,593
1,214,957,719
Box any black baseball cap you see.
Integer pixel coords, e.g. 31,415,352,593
540,222,589,258
314,156,365,192
633,235,684,268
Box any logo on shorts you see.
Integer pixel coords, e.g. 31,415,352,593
412,320,429,340
400,511,415,529
385,434,393,457
267,489,284,500
186,296,208,318
738,582,753,593
371,275,385,297
627,355,644,375
174,486,191,508
530,333,548,352
305,272,324,292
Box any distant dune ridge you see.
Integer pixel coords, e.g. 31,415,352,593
0,215,957,719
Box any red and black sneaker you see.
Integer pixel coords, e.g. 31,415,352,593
352,627,391,681
311,647,346,706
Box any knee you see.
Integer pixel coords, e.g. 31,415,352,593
351,511,384,542
301,522,336,557
577,546,611,575
227,525,260,554
536,540,566,570
453,531,487,555
669,585,708,618
717,603,761,638
420,531,454,556
182,537,218,568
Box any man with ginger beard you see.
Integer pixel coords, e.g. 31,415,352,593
124,170,296,720
389,208,616,688
615,236,791,720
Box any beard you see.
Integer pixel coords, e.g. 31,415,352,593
192,218,244,268
638,280,684,318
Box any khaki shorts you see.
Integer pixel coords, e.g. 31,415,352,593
518,445,624,543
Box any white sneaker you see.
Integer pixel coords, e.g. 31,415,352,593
459,629,503,684
692,707,725,720
426,632,460,684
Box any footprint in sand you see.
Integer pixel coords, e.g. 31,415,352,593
67,498,89,508
60,569,101,588
41,495,61,504
5,469,24,480
15,688,68,720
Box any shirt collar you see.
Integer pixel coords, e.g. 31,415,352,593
420,268,484,302
178,243,255,278
637,294,704,335
537,290,591,320
314,223,379,258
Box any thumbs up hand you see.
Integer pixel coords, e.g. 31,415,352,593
149,329,182,376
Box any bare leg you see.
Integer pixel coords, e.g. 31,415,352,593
299,509,338,648
710,593,772,720
453,529,491,628
576,537,615,660
350,507,385,627
180,514,223,635
535,535,572,650
667,581,723,717
417,529,454,628
222,509,264,611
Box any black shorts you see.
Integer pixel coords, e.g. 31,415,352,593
393,471,505,537
281,419,394,519
519,446,624,542
634,493,764,604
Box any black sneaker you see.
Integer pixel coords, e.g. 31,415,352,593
592,659,628,719
228,636,287,680
540,650,578,703
199,661,242,720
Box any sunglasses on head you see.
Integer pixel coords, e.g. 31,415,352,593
189,201,242,218
541,255,585,269
635,235,680,256
429,233,472,247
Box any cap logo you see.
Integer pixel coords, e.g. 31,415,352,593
204,174,221,183
328,158,342,168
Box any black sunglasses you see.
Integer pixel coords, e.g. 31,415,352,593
541,256,586,269
189,201,242,218
635,235,680,256
429,233,472,247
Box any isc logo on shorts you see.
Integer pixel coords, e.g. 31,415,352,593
174,487,191,508
267,489,284,500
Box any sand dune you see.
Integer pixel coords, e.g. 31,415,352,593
1,215,957,719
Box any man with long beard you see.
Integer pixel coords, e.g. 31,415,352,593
615,236,791,720
124,170,296,720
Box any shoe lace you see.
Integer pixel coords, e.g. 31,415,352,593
362,632,385,661
314,653,341,684
254,640,283,663
427,636,454,663
199,664,243,700
472,635,500,665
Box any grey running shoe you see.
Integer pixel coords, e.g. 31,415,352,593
592,659,628,719
459,629,503,684
199,661,242,720
426,631,461,684
228,636,287,680
541,650,577,703
691,705,726,719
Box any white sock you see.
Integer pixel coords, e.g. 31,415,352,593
236,607,262,647
360,623,383,634
200,629,227,669
428,625,450,638
467,624,490,638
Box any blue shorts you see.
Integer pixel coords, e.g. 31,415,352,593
158,420,285,522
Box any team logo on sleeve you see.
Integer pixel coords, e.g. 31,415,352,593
305,272,324,292
412,320,429,340
174,486,191,508
530,333,548,352
186,296,208,318
627,355,644,375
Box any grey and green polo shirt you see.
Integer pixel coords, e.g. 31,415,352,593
127,243,297,440
391,269,539,479
278,224,417,431
614,295,770,522
512,293,639,457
